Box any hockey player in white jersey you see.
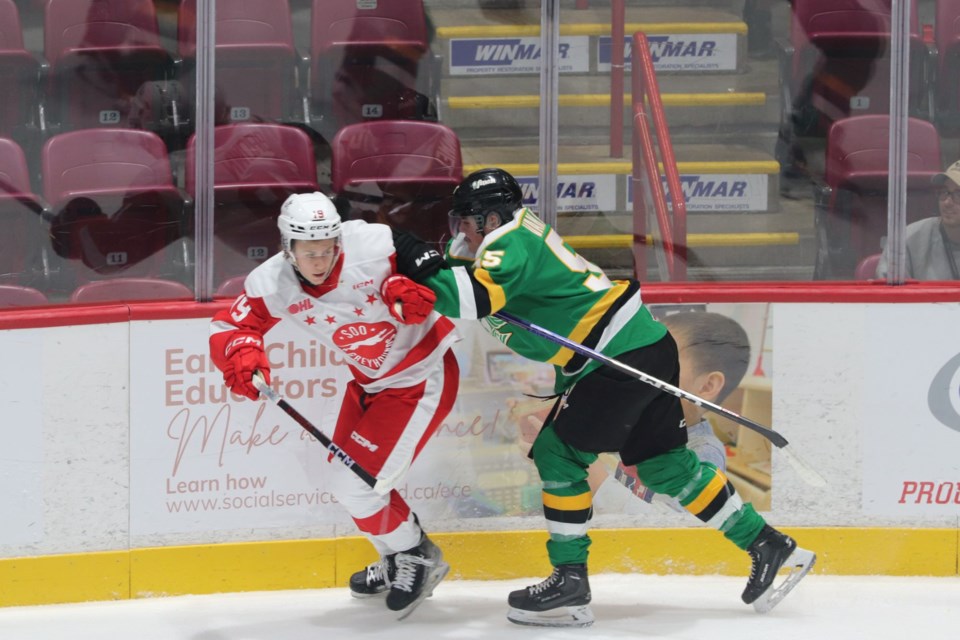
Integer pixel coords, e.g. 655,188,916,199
210,192,459,620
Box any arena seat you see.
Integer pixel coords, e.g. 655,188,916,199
331,120,462,248
855,253,882,280
0,284,49,307
0,137,49,289
214,274,246,298
0,137,37,200
186,123,319,286
178,0,298,125
781,0,930,139
69,277,193,303
0,0,39,140
813,115,941,279
42,128,188,286
309,0,437,134
42,0,174,132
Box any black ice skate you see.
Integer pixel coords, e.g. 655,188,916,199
742,525,816,613
349,555,395,598
507,563,594,627
386,534,449,619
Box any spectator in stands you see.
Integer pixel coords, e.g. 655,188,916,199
877,159,960,279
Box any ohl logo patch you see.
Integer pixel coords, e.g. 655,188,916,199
332,322,396,370
928,352,960,432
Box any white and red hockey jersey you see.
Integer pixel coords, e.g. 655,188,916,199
210,221,459,392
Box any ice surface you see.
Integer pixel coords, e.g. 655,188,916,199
1,573,958,640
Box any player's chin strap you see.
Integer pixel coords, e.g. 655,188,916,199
493,311,827,489
252,372,401,494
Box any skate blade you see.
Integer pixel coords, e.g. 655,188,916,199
395,561,450,621
349,589,387,599
507,604,595,628
753,547,816,614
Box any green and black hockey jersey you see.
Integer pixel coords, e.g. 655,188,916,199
424,207,667,392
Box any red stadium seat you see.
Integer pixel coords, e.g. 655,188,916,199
0,137,36,197
186,123,319,286
0,284,48,307
42,128,188,286
0,137,49,288
0,0,39,140
309,0,437,134
214,274,246,298
855,253,882,280
782,0,930,138
813,115,941,279
331,120,462,247
42,0,174,132
69,277,193,303
178,0,298,125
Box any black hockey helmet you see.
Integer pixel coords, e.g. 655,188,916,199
449,168,524,232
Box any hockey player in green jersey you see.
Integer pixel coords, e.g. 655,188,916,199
384,168,816,627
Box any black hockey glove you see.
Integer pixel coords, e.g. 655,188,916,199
392,229,447,281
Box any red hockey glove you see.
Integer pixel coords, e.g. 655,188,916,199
380,274,436,324
222,333,270,401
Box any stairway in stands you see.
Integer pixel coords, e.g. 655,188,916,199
426,0,814,281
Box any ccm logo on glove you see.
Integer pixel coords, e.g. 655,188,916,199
225,334,264,354
223,333,270,401
380,274,436,324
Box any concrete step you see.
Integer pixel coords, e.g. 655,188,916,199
558,227,815,282
576,245,817,282
429,6,748,76
459,141,782,213
439,58,780,136
556,198,813,269
457,140,817,279
560,192,815,274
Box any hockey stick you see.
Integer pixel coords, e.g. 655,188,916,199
252,373,378,490
493,311,827,488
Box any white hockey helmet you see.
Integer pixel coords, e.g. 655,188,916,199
278,192,341,258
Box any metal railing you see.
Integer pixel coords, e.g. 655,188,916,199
629,31,687,281
606,1,685,281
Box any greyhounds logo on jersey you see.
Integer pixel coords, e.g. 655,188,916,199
928,352,960,432
333,321,396,369
482,316,513,345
